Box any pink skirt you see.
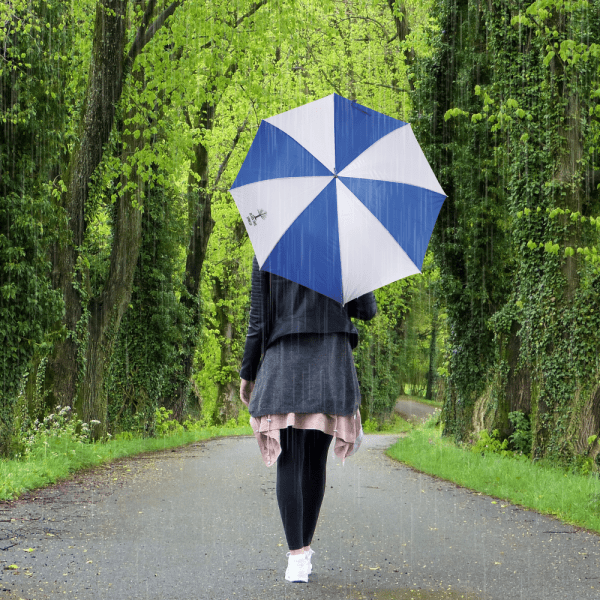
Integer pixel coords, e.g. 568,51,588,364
249,409,363,467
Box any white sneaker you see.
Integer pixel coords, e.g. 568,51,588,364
304,548,315,574
285,552,309,583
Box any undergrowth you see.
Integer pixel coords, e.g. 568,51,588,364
363,413,412,434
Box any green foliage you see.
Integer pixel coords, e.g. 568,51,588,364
0,0,70,454
397,253,446,400
423,407,442,429
508,410,532,455
570,454,596,477
11,405,98,461
363,414,412,433
106,185,190,435
156,406,248,436
413,0,600,466
154,407,184,436
362,418,379,433
354,276,414,420
471,429,512,457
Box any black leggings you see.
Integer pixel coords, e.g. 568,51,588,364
276,427,333,551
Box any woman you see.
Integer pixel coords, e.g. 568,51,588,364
239,255,377,583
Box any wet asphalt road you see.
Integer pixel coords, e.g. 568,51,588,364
394,399,437,424
2,433,600,600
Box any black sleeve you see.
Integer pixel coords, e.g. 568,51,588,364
346,291,377,321
239,256,269,381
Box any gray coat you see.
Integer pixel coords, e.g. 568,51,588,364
239,256,377,382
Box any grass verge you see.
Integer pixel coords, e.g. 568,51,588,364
364,413,413,434
386,427,600,534
0,424,252,502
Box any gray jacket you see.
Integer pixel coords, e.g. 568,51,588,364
239,256,377,381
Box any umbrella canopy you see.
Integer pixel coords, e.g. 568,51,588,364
230,93,446,305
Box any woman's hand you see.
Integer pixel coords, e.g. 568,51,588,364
240,378,255,407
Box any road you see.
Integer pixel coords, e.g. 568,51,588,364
1,429,600,599
394,397,438,424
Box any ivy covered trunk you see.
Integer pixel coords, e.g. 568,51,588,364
172,104,217,420
78,130,144,434
44,0,129,433
0,1,70,454
412,0,511,441
43,0,194,436
415,0,600,463
210,221,246,424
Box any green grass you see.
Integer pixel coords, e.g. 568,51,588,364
0,424,253,501
364,413,413,434
386,427,600,534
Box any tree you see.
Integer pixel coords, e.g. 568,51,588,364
0,0,69,454
42,0,281,436
414,0,600,463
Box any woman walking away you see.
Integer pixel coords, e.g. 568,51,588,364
239,255,377,583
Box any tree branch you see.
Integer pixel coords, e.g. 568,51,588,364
360,80,411,93
235,0,268,26
214,118,248,188
125,0,270,74
182,105,193,129
338,15,391,37
306,43,343,96
193,0,269,52
125,0,183,72
152,0,269,67
386,0,415,83
387,0,410,44
139,0,158,38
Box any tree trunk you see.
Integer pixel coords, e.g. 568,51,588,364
532,44,584,457
210,216,246,423
171,103,216,419
211,275,229,422
77,119,145,435
171,101,246,419
425,311,437,400
557,91,583,302
45,0,129,411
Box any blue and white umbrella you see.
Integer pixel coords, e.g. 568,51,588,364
230,93,446,305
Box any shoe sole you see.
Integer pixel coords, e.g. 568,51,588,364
285,569,309,583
